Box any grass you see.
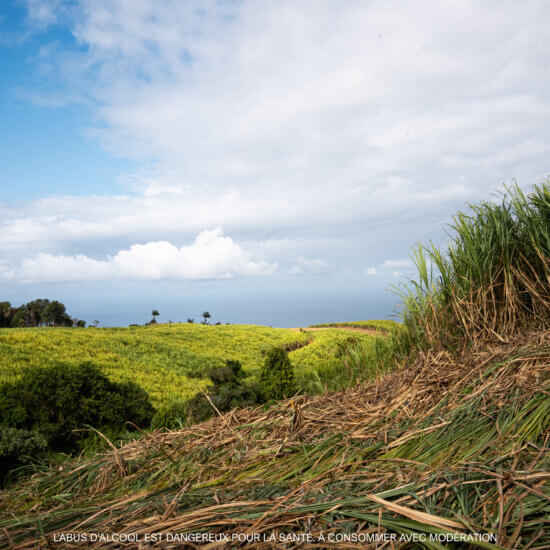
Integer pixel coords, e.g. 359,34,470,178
294,329,399,393
396,182,550,350
0,323,383,407
0,180,548,548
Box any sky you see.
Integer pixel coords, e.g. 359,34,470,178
1,0,549,327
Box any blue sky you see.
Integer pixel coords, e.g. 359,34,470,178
0,1,133,202
1,1,549,326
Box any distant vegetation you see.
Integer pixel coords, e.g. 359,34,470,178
0,323,383,407
0,299,84,328
146,309,160,325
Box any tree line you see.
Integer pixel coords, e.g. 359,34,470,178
147,310,223,325
1,301,225,329
0,299,85,328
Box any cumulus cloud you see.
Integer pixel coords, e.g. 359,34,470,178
3,229,276,283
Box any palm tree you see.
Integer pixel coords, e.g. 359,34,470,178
201,311,211,325
150,309,159,325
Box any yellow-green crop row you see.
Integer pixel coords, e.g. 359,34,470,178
309,319,398,331
0,323,381,407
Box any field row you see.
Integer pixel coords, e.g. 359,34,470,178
309,319,397,331
0,323,383,406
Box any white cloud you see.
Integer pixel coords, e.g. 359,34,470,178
3,228,276,283
290,256,329,275
365,267,376,276
23,1,550,196
6,0,550,287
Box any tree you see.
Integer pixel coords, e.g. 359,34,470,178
187,318,194,323
1,299,79,329
0,302,14,328
44,301,72,327
11,299,50,327
149,309,160,325
201,311,211,325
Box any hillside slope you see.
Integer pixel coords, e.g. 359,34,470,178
0,324,383,406
0,329,548,548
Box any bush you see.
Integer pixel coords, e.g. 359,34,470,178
0,427,47,483
0,362,155,452
186,359,262,423
259,347,296,401
153,360,262,428
207,359,245,384
151,400,188,430
185,381,261,424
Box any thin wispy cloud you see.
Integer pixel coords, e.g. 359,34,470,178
366,259,416,278
290,256,329,276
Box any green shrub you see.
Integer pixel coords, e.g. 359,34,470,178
0,427,47,484
153,360,262,428
151,400,188,430
0,361,155,452
185,359,262,424
259,347,297,401
206,359,245,385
